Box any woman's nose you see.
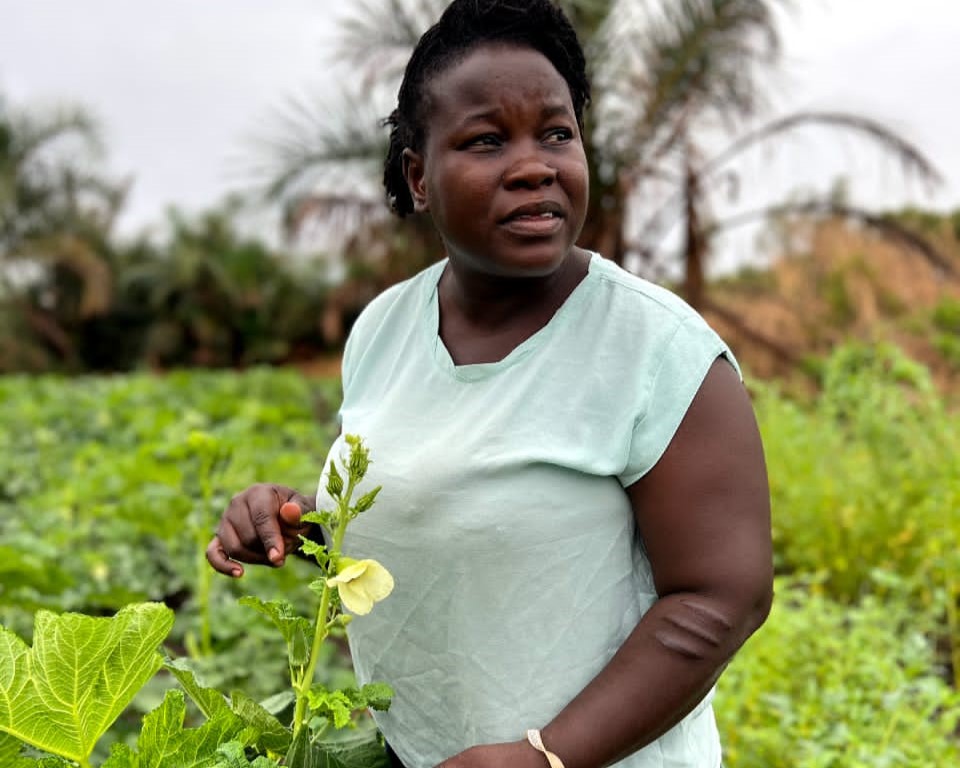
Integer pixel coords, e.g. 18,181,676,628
501,155,558,189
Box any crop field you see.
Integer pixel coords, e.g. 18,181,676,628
1,344,958,766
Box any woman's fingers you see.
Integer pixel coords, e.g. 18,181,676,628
218,518,271,564
208,483,318,576
248,495,287,565
279,500,303,525
206,536,242,578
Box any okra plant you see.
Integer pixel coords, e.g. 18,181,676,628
0,435,394,767
241,434,395,739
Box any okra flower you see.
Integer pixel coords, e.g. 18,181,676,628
327,558,394,615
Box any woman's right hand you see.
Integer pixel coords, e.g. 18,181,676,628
206,483,316,577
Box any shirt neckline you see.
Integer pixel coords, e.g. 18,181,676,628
424,252,600,382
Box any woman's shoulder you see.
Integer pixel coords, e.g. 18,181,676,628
349,260,445,342
587,254,703,326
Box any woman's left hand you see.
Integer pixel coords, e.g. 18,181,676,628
435,739,545,768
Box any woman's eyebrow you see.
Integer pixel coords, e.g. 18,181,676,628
541,104,573,120
457,108,500,127
453,104,573,131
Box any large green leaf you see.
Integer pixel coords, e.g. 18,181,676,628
0,730,23,763
165,659,289,754
136,689,245,768
237,597,311,666
101,689,252,768
228,691,291,754
0,603,174,763
165,658,233,721
286,727,390,768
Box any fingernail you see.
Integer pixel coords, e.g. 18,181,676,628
269,547,281,562
232,568,242,578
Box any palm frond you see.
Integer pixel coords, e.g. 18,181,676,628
282,192,388,242
8,105,103,164
335,0,447,83
249,89,390,208
707,200,956,278
12,233,113,317
701,110,944,190
557,0,619,42
605,0,786,167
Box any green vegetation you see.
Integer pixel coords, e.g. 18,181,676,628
0,343,957,764
715,343,960,766
717,578,960,767
0,423,395,766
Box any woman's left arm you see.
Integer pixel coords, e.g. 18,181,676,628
536,356,774,767
437,358,773,768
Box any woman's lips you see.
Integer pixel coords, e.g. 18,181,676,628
499,212,564,236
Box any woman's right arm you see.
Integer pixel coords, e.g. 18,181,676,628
206,483,317,577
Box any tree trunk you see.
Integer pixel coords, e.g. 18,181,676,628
682,160,706,310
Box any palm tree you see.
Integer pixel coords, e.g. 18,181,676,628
0,95,126,369
254,0,947,350
119,199,330,368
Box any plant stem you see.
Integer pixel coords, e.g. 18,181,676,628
196,535,212,655
194,472,214,656
291,478,355,734
947,577,960,689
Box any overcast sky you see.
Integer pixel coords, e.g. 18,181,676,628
2,0,959,251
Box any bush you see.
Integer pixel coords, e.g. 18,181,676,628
716,577,960,767
754,343,960,604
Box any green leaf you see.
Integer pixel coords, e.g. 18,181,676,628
258,691,295,717
100,743,137,768
166,661,285,754
165,658,233,720
305,688,356,730
237,597,312,666
212,740,280,767
297,533,331,567
229,690,291,754
359,683,393,712
286,727,391,768
130,689,251,768
300,511,333,529
0,603,174,763
285,727,321,768
0,731,23,764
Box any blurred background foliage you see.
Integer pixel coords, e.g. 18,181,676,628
2,0,958,380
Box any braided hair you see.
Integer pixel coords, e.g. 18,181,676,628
383,0,591,217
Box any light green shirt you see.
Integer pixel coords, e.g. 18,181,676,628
318,253,738,768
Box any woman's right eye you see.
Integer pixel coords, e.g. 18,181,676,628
463,134,501,149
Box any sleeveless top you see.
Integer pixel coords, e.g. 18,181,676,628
316,252,738,768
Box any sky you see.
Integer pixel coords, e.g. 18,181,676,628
1,0,959,258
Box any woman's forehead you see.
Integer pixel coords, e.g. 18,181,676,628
424,43,574,120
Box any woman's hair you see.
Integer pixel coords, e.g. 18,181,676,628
383,0,591,217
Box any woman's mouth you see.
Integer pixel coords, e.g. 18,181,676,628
499,205,565,236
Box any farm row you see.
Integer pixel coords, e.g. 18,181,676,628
0,343,957,765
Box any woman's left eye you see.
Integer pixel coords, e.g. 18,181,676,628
544,128,574,144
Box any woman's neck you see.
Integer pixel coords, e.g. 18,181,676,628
438,247,590,331
435,247,591,366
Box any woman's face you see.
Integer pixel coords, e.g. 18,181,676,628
403,43,589,279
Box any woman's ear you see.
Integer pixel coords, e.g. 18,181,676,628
402,148,429,213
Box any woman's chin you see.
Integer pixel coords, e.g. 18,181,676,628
458,244,573,280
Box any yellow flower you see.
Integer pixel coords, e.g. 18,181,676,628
327,558,394,615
